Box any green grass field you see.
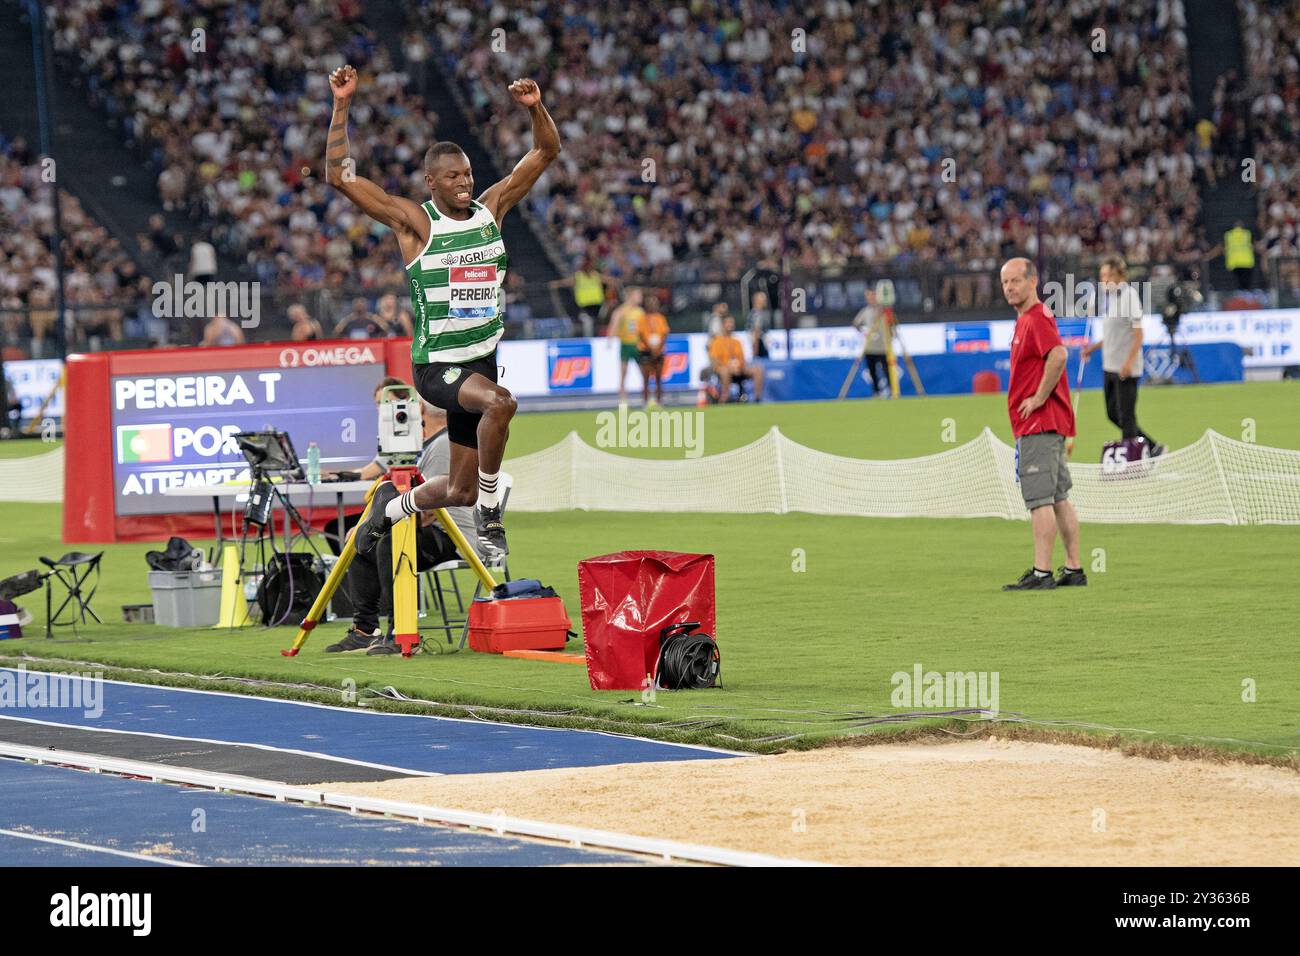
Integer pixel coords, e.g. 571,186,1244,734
0,437,60,459
2,382,1297,756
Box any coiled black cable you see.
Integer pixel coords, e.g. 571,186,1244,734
655,622,721,689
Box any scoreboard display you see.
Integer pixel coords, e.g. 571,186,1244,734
63,340,410,542
111,363,383,516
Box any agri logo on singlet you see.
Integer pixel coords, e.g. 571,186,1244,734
547,341,593,391
411,276,426,327
448,264,498,319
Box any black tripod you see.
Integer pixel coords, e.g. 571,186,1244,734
237,470,326,627
1150,320,1200,385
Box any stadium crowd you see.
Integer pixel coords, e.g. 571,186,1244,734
419,0,1210,281
46,0,439,292
1,0,1293,363
1239,0,1300,269
0,133,157,356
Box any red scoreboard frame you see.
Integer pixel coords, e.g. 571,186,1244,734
62,338,413,543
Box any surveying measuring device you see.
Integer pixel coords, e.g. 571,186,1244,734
376,384,422,468
838,279,926,399
281,385,498,658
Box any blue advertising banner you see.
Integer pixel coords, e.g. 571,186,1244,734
763,343,1243,402
660,335,693,386
1055,318,1092,348
2,358,64,424
945,323,991,353
546,340,594,391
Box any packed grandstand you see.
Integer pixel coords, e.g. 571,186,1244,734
0,0,1297,357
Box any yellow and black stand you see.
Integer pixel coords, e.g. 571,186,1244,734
882,307,900,398
280,477,497,657
388,466,421,657
889,311,926,397
213,543,252,629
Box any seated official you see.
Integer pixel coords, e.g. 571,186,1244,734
707,315,764,403
321,374,409,554
325,400,492,655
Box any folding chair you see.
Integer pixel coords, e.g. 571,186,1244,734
701,366,752,404
419,474,513,649
40,551,104,638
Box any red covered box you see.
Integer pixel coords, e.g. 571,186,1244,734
467,596,571,654
577,551,716,690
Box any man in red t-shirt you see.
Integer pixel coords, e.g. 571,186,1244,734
1000,257,1085,591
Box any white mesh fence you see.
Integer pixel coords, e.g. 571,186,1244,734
3,433,1295,524
0,446,65,503
506,428,1300,525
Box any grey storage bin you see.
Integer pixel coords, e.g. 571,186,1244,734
148,569,223,627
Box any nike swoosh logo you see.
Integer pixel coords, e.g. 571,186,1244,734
440,238,454,246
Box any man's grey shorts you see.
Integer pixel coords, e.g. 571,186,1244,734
1017,431,1072,509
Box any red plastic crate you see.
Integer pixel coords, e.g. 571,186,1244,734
467,596,571,654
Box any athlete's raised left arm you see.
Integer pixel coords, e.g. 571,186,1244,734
478,79,560,227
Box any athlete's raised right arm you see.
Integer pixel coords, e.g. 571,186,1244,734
325,65,426,246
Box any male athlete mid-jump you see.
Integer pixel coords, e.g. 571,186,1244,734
325,64,559,557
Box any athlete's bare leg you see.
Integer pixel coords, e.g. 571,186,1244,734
409,372,514,510
411,444,478,509
457,372,516,474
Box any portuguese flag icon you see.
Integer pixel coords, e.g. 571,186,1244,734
117,424,173,464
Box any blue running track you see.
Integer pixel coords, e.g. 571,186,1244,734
0,668,738,776
0,760,640,866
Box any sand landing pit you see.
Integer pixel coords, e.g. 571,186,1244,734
324,737,1300,865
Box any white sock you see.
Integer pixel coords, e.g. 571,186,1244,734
384,490,423,523
477,470,501,509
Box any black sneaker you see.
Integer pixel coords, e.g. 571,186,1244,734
1055,566,1088,587
356,481,399,555
365,638,422,656
324,627,381,653
474,504,509,556
1002,568,1058,591
1149,442,1166,458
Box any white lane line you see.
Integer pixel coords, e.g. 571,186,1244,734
0,715,439,778
0,827,200,867
0,665,749,757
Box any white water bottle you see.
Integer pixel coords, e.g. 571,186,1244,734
307,442,321,484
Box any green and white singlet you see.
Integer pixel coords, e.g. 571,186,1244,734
405,199,508,364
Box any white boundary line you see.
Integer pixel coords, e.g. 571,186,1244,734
0,714,440,778
0,827,199,867
0,742,823,867
0,665,751,758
